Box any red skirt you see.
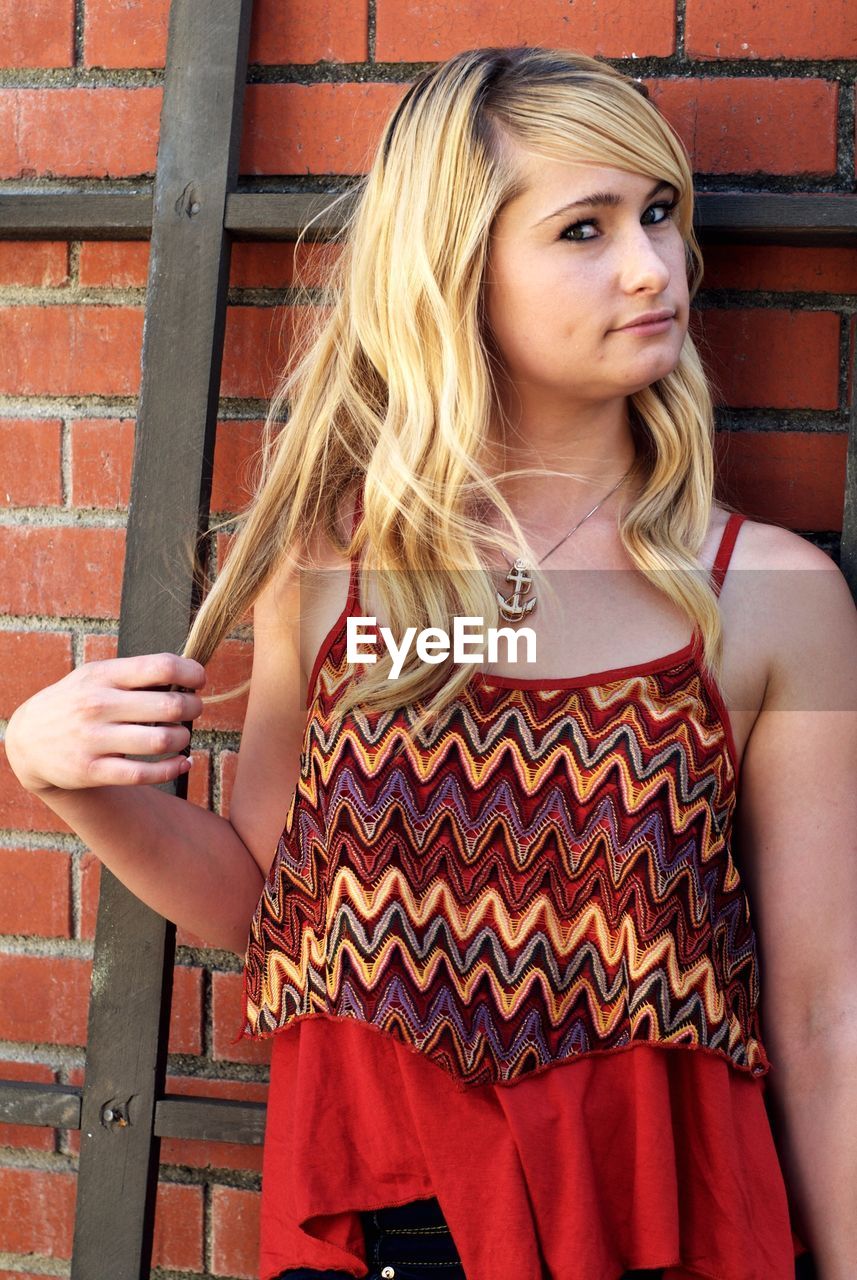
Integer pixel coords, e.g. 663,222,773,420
257,1014,810,1280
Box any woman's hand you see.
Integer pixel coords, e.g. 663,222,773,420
5,653,207,795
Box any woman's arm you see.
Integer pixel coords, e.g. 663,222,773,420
4,549,307,958
8,772,265,957
734,527,857,1280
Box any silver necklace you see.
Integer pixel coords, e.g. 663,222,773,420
495,466,634,623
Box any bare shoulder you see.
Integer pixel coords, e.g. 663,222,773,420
728,511,840,573
728,513,857,708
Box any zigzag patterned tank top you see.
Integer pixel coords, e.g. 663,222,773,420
234,492,771,1090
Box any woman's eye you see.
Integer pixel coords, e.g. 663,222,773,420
560,199,678,243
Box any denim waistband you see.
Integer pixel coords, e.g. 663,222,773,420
273,1194,820,1280
361,1195,465,1277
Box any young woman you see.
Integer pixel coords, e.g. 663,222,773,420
7,45,855,1280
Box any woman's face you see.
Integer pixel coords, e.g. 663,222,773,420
482,151,689,409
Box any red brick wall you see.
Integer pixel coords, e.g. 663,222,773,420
0,2,853,1276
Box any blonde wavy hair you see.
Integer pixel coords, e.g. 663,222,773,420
181,44,733,740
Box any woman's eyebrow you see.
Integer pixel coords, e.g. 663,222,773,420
534,179,676,227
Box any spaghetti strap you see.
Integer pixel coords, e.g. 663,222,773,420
709,511,745,598
343,481,365,616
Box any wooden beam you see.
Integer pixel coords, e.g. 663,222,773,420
0,1080,81,1129
0,1081,266,1147
1,189,856,243
0,192,152,238
69,2,254,1277
154,1095,266,1145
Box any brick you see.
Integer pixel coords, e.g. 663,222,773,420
195,639,252,733
233,76,840,182
0,305,143,396
80,630,119,666
220,306,287,400
210,420,266,514
78,240,149,288
157,1073,267,1172
0,847,72,937
151,1181,204,1272
0,242,69,286
701,244,857,294
84,0,170,70
78,851,100,941
377,0,674,60
0,527,124,618
240,82,401,176
211,969,271,1063
0,87,161,179
210,1184,261,1279
70,418,134,508
168,964,204,1055
651,78,837,175
69,412,268,506
692,307,839,409
182,747,211,814
0,631,72,716
221,304,329,400
211,534,253,622
686,0,857,59
0,1168,76,1256
0,955,91,1045
71,417,266,512
0,1059,56,1152
714,430,847,531
85,0,367,69
249,0,369,64
0,0,75,68
229,240,342,290
0,952,203,1053
0,742,73,836
0,419,62,507
219,749,239,818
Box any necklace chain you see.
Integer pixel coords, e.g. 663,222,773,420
495,466,635,622
526,466,634,567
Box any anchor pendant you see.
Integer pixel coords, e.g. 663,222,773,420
497,559,537,623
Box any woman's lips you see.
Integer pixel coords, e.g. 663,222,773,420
617,315,674,334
